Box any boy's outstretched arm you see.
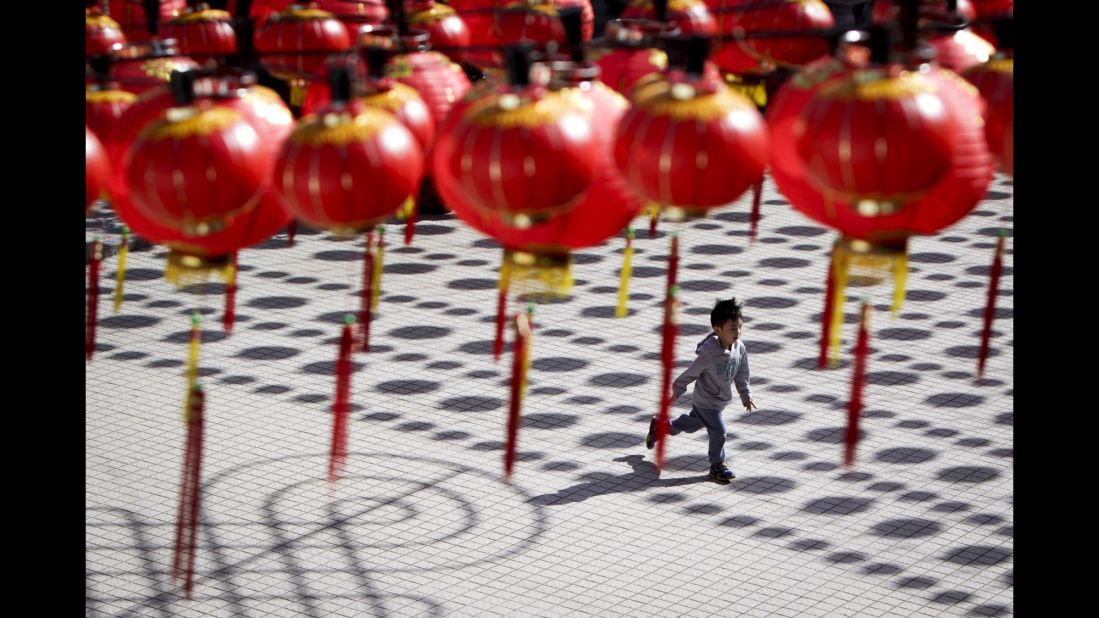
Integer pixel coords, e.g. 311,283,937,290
671,355,707,401
734,352,756,412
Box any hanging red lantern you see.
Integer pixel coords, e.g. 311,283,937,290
963,56,1012,176
87,82,138,139
255,3,353,103
314,0,390,38
623,0,716,35
160,3,239,59
273,86,424,233
226,0,294,24
124,95,272,235
447,0,505,68
614,52,769,214
106,0,187,42
357,49,436,152
438,61,643,253
87,6,127,56
590,18,671,96
108,39,201,95
111,72,295,279
407,0,472,64
496,0,567,49
87,128,113,216
708,0,835,76
926,27,994,73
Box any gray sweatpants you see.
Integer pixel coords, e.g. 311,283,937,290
669,406,727,466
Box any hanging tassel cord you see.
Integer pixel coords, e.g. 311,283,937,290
749,176,763,244
113,227,130,314
504,305,534,481
648,203,660,239
493,251,510,362
615,227,635,319
172,382,205,600
655,285,680,470
977,232,1006,380
360,231,376,353
844,300,871,468
87,237,103,362
818,246,838,369
827,243,850,368
328,315,356,482
371,225,386,311
287,220,297,247
222,251,238,333
402,195,418,246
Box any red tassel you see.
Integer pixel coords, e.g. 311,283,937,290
359,232,375,353
329,317,355,481
749,176,763,244
287,220,297,247
504,308,533,480
655,286,679,470
818,249,837,369
666,233,679,291
977,234,1006,380
844,302,871,467
86,238,102,362
493,289,508,362
172,383,205,599
222,252,238,334
404,198,418,246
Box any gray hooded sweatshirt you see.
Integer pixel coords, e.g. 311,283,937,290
671,333,752,412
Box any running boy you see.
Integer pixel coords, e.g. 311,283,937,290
646,297,757,482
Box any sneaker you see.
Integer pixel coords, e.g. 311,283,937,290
709,463,736,483
645,416,660,450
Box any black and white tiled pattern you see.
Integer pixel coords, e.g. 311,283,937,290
87,175,1013,617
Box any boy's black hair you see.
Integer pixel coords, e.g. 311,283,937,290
710,297,744,327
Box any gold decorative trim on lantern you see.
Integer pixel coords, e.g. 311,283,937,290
820,71,936,102
174,8,232,22
409,3,458,22
87,14,122,28
139,107,245,141
636,82,757,120
466,92,585,129
289,108,395,146
501,250,573,300
163,248,235,287
984,58,1013,74
360,84,423,112
271,8,338,21
141,58,200,83
628,0,696,10
86,89,138,104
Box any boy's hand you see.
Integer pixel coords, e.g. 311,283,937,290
744,399,757,412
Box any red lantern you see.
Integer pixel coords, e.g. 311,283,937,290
437,61,644,251
708,0,835,75
160,4,239,59
86,83,137,139
106,0,187,42
87,128,113,216
87,6,126,56
614,68,769,213
927,28,994,73
407,0,472,64
590,18,671,96
496,0,567,49
108,40,200,95
623,0,716,35
110,75,295,277
795,70,955,210
255,3,353,99
314,0,390,38
441,82,601,224
125,101,271,235
385,33,474,130
447,0,504,68
358,75,435,153
963,56,1012,176
273,100,424,233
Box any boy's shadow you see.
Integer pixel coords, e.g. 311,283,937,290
527,455,710,506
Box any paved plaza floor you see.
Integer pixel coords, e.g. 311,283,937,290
86,174,1014,617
